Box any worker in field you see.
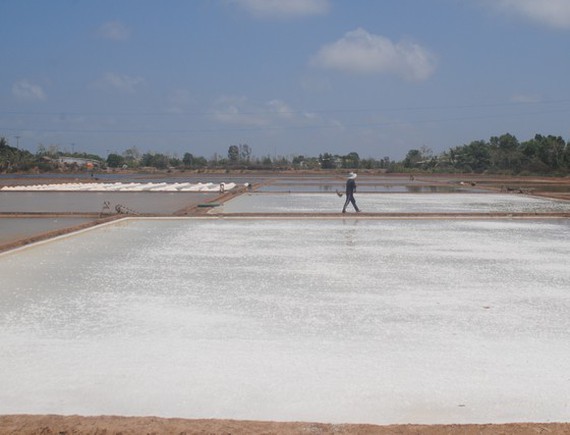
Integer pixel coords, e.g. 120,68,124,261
342,172,361,213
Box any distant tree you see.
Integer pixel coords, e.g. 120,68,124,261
169,157,181,167
123,147,141,166
0,137,13,170
193,156,208,168
182,152,194,167
1,137,36,171
228,145,239,163
403,149,422,168
490,133,521,172
153,153,169,169
292,155,305,168
360,157,382,169
209,153,224,167
35,144,46,157
141,153,152,167
239,144,252,162
419,145,433,159
564,139,570,170
449,140,491,172
534,134,566,170
273,156,290,168
141,152,169,169
261,155,273,167
319,153,335,169
107,153,125,168
342,152,360,169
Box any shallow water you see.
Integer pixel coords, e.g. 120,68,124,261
0,191,217,214
0,217,94,244
217,192,570,214
0,218,568,424
257,184,473,193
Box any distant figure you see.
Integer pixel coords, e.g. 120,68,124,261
342,172,360,213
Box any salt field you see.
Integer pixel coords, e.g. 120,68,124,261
256,184,473,193
216,192,570,214
258,176,484,193
1,217,569,424
0,181,237,192
0,191,218,214
0,217,95,244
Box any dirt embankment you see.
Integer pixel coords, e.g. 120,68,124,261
1,415,569,435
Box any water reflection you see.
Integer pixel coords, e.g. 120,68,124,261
258,185,478,193
219,193,570,214
0,191,218,214
0,217,94,244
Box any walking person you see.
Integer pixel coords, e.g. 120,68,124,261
342,172,361,213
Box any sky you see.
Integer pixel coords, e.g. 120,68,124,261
1,0,570,161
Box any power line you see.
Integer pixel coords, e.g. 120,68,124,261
2,107,570,136
1,98,569,118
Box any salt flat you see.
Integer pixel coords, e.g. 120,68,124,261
0,218,568,424
217,192,570,214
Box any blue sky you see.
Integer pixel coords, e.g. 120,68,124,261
1,0,570,160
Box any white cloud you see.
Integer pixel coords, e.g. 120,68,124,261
492,0,570,29
97,20,130,41
211,96,325,128
511,93,542,103
311,28,436,82
233,0,329,19
12,80,47,101
267,99,295,119
93,72,145,93
212,96,269,126
164,89,194,113
301,75,332,92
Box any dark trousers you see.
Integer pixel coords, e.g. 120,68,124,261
342,193,359,212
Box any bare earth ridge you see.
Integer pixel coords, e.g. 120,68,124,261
1,415,570,435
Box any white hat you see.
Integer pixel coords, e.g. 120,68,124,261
348,172,357,179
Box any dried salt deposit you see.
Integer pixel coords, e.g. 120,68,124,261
0,182,237,192
1,218,568,424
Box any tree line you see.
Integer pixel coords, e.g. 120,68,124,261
403,133,570,175
1,133,569,175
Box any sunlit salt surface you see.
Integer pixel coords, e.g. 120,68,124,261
217,192,570,214
1,218,569,424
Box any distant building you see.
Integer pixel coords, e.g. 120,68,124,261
58,157,101,168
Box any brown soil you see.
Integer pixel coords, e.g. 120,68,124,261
1,415,569,435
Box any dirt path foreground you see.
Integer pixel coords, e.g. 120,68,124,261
1,415,569,435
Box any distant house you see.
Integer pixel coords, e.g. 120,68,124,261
58,157,101,168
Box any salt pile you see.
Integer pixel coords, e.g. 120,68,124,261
1,182,237,192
